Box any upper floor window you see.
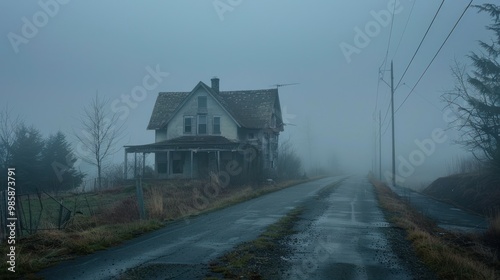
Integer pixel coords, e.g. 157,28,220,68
198,96,207,109
213,117,221,134
184,116,193,134
198,115,207,134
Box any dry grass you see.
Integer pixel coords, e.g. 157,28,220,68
0,177,314,279
142,178,311,222
0,219,162,279
484,214,500,252
145,186,164,220
370,177,498,280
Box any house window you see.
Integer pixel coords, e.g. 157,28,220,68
213,117,221,134
198,115,207,134
198,96,207,109
184,116,193,134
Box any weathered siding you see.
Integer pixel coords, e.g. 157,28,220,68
165,88,239,141
155,129,168,142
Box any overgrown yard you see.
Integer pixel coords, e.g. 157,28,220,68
370,177,499,280
0,177,314,279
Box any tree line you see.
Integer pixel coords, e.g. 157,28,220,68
0,109,84,193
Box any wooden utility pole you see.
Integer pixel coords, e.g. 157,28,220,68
391,61,396,186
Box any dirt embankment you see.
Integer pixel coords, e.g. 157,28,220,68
423,172,500,215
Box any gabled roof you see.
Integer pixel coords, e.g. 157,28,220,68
147,81,282,130
216,89,279,129
147,92,189,130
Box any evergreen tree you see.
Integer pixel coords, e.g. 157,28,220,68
445,4,500,170
41,131,85,192
10,125,44,193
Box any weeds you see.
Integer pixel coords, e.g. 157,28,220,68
370,177,498,279
0,178,314,278
484,214,500,251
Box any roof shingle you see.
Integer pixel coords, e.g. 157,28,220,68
147,82,280,130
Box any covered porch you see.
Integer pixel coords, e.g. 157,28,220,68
124,136,256,180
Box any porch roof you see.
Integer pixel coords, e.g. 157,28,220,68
124,136,244,153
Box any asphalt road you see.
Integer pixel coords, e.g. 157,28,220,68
282,176,427,280
38,177,346,280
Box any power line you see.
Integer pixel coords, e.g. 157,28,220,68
374,67,382,115
395,0,446,91
392,0,417,59
395,0,473,113
381,100,391,130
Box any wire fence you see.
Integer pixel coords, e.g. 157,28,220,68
0,190,72,241
0,177,135,242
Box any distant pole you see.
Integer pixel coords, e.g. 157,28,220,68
391,61,396,186
379,110,382,180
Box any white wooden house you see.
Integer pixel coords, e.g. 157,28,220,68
124,78,284,181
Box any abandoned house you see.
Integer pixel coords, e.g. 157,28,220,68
124,78,284,181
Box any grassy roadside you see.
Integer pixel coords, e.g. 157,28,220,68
207,207,303,280
370,177,498,279
0,177,322,279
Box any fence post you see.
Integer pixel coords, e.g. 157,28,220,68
136,178,146,220
16,194,23,238
58,200,63,230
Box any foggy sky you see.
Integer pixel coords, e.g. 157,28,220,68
0,0,494,187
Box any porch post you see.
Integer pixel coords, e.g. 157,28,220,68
134,153,137,179
124,149,128,180
142,153,146,178
167,150,170,177
190,150,194,179
217,150,221,172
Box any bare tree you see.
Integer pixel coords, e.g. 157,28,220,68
75,94,125,190
0,106,22,168
276,137,302,179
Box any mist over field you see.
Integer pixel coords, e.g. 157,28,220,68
0,0,494,188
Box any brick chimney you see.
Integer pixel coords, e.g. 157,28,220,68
211,77,220,93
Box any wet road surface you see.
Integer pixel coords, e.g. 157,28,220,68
38,177,345,280
282,176,421,280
